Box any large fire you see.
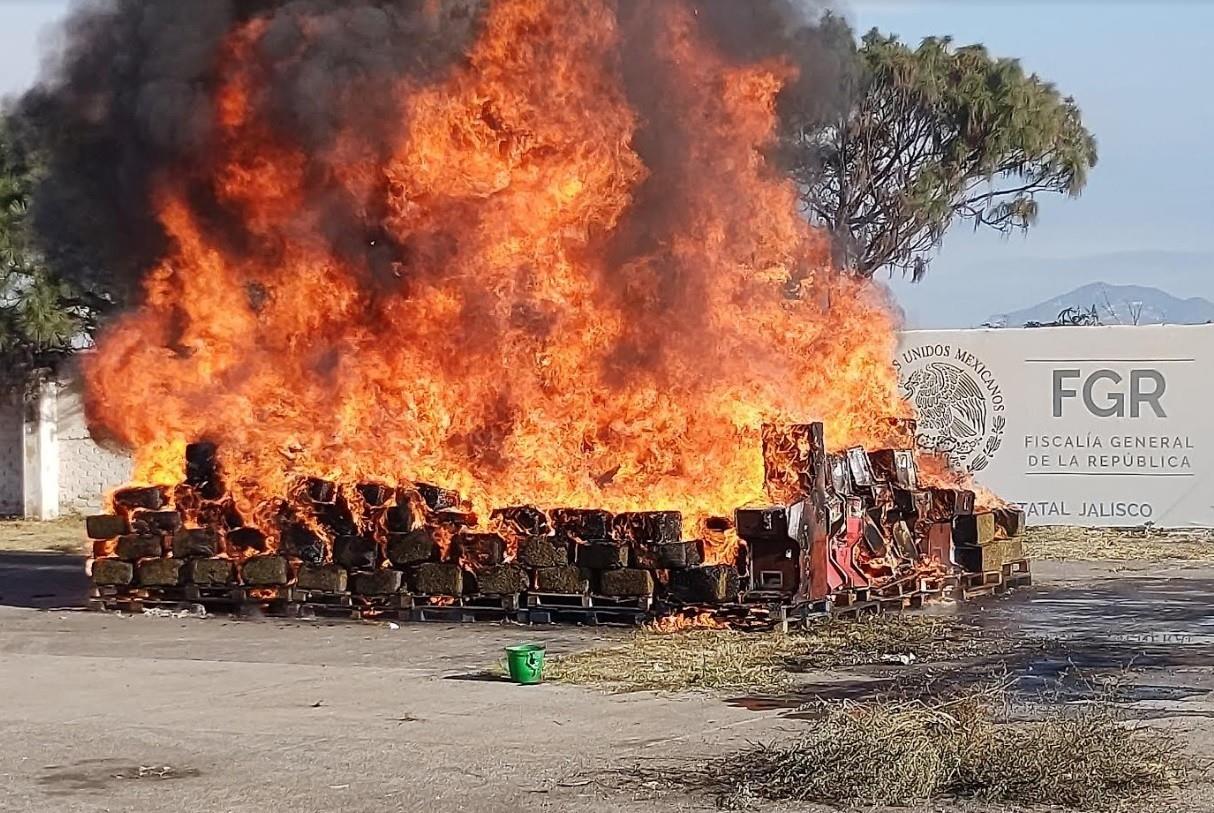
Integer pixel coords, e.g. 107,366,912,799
83,0,906,554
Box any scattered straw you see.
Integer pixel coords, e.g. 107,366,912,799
718,688,1191,811
547,628,799,693
0,517,87,553
547,615,1013,693
1025,526,1214,563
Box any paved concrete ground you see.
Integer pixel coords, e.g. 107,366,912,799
1,552,1213,812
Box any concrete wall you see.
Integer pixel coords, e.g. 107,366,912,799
0,394,22,515
55,375,133,514
0,368,134,518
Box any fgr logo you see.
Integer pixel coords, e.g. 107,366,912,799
895,344,1006,473
1052,369,1167,418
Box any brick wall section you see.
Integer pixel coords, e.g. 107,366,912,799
56,374,133,514
0,394,22,515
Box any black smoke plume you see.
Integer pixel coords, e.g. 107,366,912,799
18,0,852,320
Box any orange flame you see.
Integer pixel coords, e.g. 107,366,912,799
647,611,729,633
83,0,907,559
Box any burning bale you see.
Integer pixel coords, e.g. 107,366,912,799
953,512,996,546
994,506,1027,538
655,541,704,570
355,482,394,508
551,509,614,543
386,501,424,534
302,477,337,505
138,558,184,587
185,442,224,500
492,506,552,537
416,484,461,512
408,563,464,597
613,511,683,546
516,536,569,569
186,558,234,586
599,569,656,598
280,524,325,565
574,541,627,570
112,487,166,515
386,530,438,568
930,488,976,520
226,527,268,553
352,570,403,597
115,534,163,562
333,536,379,570
535,566,589,595
451,532,506,568
85,514,127,540
92,559,134,586
296,564,348,593
474,565,528,597
172,528,220,559
242,555,290,586
669,565,740,605
616,511,683,569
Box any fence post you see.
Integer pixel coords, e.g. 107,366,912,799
22,377,60,520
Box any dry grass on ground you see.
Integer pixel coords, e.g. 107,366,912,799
547,615,1015,693
0,518,87,553
715,688,1191,811
1025,525,1214,563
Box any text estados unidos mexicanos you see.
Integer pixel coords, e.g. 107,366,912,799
894,344,1005,411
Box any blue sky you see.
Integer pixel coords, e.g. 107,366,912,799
847,1,1214,325
2,0,1212,326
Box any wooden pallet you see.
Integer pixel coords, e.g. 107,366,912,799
527,606,649,625
1002,559,1033,589
829,598,882,619
874,592,926,612
89,584,233,615
959,568,1004,600
868,574,921,600
183,584,241,604
921,573,960,594
402,594,527,623
526,594,654,625
831,587,871,607
288,587,353,606
526,593,654,611
287,587,358,619
740,590,791,606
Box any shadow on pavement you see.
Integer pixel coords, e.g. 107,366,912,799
0,552,89,609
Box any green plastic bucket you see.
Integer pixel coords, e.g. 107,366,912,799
505,644,546,685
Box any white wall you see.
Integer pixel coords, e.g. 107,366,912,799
897,324,1214,527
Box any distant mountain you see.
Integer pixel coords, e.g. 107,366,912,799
986,282,1214,327
890,250,1214,329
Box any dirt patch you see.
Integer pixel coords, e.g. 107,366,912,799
0,518,87,554
1025,526,1214,563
